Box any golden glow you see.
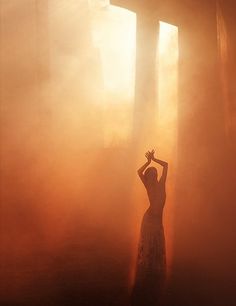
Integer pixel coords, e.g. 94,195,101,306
90,6,179,149
2,2,233,304
91,5,136,96
90,4,136,147
158,21,179,148
89,6,179,279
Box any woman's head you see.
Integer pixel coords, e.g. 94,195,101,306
144,167,158,182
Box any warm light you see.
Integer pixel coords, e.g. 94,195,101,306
158,21,179,154
90,4,136,99
90,7,179,148
90,9,179,273
159,21,178,56
90,3,136,147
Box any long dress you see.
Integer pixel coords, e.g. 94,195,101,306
131,179,166,306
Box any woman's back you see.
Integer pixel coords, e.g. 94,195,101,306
145,180,166,216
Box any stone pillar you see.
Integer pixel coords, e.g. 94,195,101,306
218,0,236,145
170,2,228,305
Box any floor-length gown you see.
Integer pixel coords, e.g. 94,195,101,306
131,180,166,306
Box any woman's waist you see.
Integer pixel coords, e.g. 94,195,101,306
149,201,165,210
145,207,164,221
147,193,166,204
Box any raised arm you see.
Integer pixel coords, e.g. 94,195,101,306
137,152,152,185
151,152,168,184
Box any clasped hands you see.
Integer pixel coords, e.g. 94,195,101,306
145,150,156,163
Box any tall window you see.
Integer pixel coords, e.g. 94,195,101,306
158,21,178,160
90,1,136,147
90,2,179,152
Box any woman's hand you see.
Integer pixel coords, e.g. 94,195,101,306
145,150,153,163
150,149,155,160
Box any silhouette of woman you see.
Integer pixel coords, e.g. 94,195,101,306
131,150,168,306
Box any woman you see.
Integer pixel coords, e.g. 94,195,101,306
131,150,168,306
